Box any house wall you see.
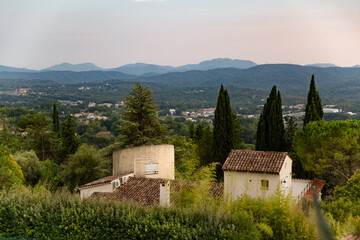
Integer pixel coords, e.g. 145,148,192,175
80,183,112,199
278,155,292,196
224,171,280,199
112,145,175,180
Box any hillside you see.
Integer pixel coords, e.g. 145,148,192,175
43,62,102,72
132,64,360,95
0,71,136,84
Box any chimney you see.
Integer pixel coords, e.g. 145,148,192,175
159,179,170,207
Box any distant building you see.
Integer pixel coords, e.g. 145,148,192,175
88,102,96,108
169,109,176,115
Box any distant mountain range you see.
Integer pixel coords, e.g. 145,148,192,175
0,65,34,72
304,63,339,68
0,64,359,97
43,62,102,72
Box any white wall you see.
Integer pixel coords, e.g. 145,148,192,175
224,171,280,199
113,145,175,180
278,156,292,196
80,183,112,199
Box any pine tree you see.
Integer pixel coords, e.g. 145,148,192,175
212,85,235,180
52,102,60,136
256,85,285,151
120,83,166,147
303,74,323,129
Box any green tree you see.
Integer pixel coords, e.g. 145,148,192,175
212,85,235,180
1,118,9,147
24,113,60,161
294,120,360,186
119,83,166,148
61,115,80,160
303,74,323,129
62,144,103,191
13,150,42,186
0,145,24,189
284,116,297,153
198,126,213,166
195,123,204,143
256,85,285,151
52,102,60,136
189,122,195,140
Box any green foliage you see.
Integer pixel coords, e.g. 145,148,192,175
212,85,237,180
198,126,213,166
39,159,63,191
334,169,360,201
231,189,317,240
294,120,360,186
52,102,60,135
0,187,261,239
284,116,297,153
119,83,167,148
13,150,42,186
189,122,195,140
303,75,323,129
61,115,80,160
256,85,285,151
62,144,103,191
0,146,24,189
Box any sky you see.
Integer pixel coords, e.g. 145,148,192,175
0,0,359,69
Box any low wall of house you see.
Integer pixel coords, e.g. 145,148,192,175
224,171,280,199
113,145,175,180
80,183,112,199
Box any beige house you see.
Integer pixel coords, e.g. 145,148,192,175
223,150,292,199
222,150,325,201
78,144,174,200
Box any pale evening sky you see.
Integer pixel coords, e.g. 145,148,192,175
0,0,359,69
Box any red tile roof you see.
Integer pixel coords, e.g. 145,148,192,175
91,177,224,206
92,177,162,206
222,150,288,174
78,173,133,189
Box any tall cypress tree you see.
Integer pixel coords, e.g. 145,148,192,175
212,85,235,180
61,115,80,159
52,102,60,136
256,85,285,151
303,74,323,129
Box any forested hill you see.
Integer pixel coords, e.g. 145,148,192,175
132,64,360,95
0,71,136,84
0,64,359,96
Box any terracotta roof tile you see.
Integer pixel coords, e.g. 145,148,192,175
92,177,162,206
340,235,360,240
91,177,224,206
222,150,288,174
78,173,133,189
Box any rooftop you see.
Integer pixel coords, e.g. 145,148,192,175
78,173,133,189
222,150,288,174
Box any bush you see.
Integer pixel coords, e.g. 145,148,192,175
0,187,261,239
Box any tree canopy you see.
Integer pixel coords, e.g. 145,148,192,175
294,120,360,186
256,85,285,151
119,83,166,148
0,145,24,189
303,74,323,129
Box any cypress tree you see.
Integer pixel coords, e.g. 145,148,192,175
61,115,80,159
212,85,235,180
256,85,285,151
52,102,60,136
303,74,323,129
188,122,195,140
198,126,213,166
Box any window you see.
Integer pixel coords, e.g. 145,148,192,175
261,180,269,190
145,162,158,174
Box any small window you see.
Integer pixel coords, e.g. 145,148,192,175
145,162,158,174
261,180,269,190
